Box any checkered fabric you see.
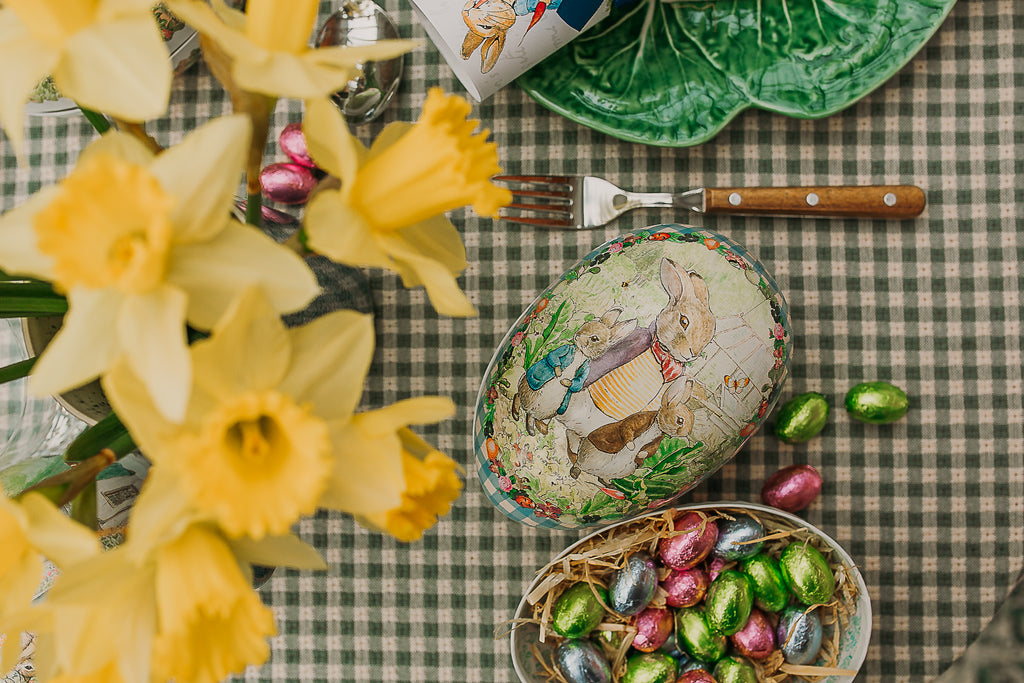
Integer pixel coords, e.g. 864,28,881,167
0,1,1021,681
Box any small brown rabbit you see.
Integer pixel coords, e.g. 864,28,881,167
461,0,516,74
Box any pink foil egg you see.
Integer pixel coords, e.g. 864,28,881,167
761,464,823,512
260,162,317,205
707,557,728,581
662,567,710,608
632,607,674,652
658,512,718,570
278,122,316,168
675,671,717,683
729,608,776,659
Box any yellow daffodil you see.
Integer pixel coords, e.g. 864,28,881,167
166,0,419,100
0,0,172,158
0,115,319,421
103,287,459,541
356,428,463,542
0,493,99,618
302,90,511,317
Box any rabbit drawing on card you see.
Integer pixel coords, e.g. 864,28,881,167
461,0,516,73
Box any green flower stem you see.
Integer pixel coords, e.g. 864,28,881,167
70,477,98,529
246,190,263,227
0,357,35,384
64,412,136,464
78,105,111,134
0,281,68,316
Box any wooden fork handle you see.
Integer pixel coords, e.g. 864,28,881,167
704,185,926,219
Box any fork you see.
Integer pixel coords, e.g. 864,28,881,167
495,175,926,229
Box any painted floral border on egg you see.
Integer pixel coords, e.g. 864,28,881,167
474,225,794,529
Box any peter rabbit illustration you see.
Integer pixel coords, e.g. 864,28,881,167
569,378,698,487
512,307,637,435
461,0,516,74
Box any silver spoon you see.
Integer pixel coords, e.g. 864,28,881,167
315,0,405,124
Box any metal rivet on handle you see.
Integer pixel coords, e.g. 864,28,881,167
883,192,897,206
728,192,742,206
805,192,819,206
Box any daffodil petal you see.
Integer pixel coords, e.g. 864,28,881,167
0,22,57,160
121,466,198,559
19,493,100,568
149,115,250,244
208,0,247,29
190,287,291,398
76,129,155,168
169,220,319,330
366,121,412,161
0,185,60,279
356,397,456,437
28,287,121,398
166,0,269,64
54,17,171,122
303,193,393,269
116,285,190,422
97,0,157,20
320,419,403,515
101,359,176,458
303,97,364,182
279,309,373,421
228,534,327,571
378,227,477,317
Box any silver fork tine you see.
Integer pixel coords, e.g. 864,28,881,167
494,175,580,229
498,214,576,229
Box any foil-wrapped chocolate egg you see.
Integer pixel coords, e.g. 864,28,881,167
555,638,613,683
778,543,835,606
712,656,758,683
775,605,823,665
740,553,789,613
729,608,775,659
657,624,688,662
761,464,822,512
552,582,608,638
704,571,754,636
662,567,710,608
633,607,674,652
674,606,727,663
679,660,713,674
278,122,316,168
707,557,728,581
658,512,718,570
712,515,763,561
591,628,623,659
259,162,316,205
675,671,716,683
622,652,677,683
609,551,659,616
845,381,909,424
773,392,829,444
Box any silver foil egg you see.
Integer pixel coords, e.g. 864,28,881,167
712,515,764,561
608,551,658,616
555,638,613,683
775,605,824,665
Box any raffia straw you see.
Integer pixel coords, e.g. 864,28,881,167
527,573,566,605
779,664,859,677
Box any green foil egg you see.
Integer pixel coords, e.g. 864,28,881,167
704,570,754,636
674,606,727,663
844,381,909,424
712,656,759,683
773,392,829,443
552,582,608,638
778,543,835,606
621,652,678,683
591,628,624,659
741,553,790,613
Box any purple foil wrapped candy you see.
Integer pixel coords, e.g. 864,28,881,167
761,464,822,513
658,512,718,570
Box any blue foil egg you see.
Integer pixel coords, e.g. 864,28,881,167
712,515,764,560
775,605,824,665
555,638,613,683
609,551,659,616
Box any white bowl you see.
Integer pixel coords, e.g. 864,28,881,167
510,501,871,683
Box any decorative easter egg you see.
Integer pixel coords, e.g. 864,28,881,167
712,656,758,683
772,392,829,443
555,638,613,683
675,671,716,683
473,225,793,529
609,551,659,616
707,557,728,581
552,582,608,638
740,553,789,613
778,543,835,606
845,381,909,424
712,515,763,561
657,624,688,662
775,605,824,665
729,608,775,659
278,122,316,168
633,607,675,652
679,659,714,674
259,162,316,204
704,571,754,636
659,512,719,570
674,606,727,663
662,566,710,608
760,464,822,512
622,652,678,683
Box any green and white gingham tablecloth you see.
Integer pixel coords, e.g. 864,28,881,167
1,1,1022,681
